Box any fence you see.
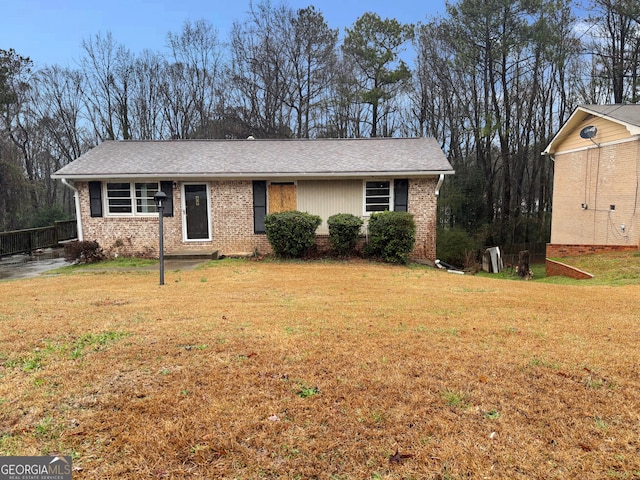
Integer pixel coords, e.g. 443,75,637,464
498,242,547,265
0,220,78,257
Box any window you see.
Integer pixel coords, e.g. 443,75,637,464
364,180,391,213
106,182,159,215
135,182,159,213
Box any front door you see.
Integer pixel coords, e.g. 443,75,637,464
184,184,209,240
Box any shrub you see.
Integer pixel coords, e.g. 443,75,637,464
327,213,363,256
264,211,322,258
436,227,479,269
63,240,105,264
365,211,416,264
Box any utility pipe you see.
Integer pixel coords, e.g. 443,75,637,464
435,174,445,197
61,178,83,241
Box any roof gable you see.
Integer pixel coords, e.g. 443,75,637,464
544,104,640,155
52,138,454,180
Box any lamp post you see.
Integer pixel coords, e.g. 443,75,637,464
153,191,167,285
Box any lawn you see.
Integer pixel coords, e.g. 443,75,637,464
1,255,639,478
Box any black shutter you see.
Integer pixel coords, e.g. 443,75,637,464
160,181,174,217
89,181,103,217
253,180,267,234
394,179,408,212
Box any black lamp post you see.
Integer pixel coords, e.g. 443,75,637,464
153,191,167,285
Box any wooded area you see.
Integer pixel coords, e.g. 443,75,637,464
1,0,639,252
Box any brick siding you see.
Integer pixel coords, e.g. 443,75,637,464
551,140,640,247
77,178,438,261
408,178,438,261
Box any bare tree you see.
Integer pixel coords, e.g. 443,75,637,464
228,0,295,138
130,50,167,139
287,6,338,138
587,0,640,103
165,19,224,138
80,32,135,140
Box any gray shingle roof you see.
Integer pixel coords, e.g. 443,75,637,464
581,104,640,127
52,137,454,180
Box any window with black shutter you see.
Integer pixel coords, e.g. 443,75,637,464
89,181,103,217
253,181,267,234
394,179,409,212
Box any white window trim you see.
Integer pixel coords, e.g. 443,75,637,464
104,181,160,217
362,179,394,216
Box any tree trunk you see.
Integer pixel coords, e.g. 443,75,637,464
518,250,530,279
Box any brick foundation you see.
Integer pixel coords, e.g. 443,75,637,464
546,243,639,258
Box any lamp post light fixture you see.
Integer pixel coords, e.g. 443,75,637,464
153,191,167,285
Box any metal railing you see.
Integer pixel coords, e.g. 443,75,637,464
0,220,78,257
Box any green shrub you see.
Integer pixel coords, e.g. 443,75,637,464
264,211,322,258
327,213,363,256
365,211,416,264
436,227,478,268
63,240,105,264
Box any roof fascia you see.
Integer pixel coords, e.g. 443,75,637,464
51,170,456,181
543,106,587,155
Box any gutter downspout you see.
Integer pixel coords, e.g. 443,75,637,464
435,174,445,197
61,178,83,241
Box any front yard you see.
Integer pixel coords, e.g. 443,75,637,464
1,257,639,478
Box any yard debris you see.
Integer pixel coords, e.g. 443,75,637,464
435,259,464,274
389,447,413,464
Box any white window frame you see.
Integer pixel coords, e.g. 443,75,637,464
363,179,394,216
105,181,160,216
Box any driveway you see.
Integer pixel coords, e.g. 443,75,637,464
0,250,71,281
0,249,208,281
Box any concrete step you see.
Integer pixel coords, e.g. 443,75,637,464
165,249,220,260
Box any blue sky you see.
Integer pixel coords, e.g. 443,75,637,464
2,0,447,67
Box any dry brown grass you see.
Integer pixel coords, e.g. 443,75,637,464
1,259,639,479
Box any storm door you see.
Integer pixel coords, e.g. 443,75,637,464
183,184,210,240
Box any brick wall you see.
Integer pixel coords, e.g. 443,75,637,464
551,140,640,246
210,180,271,255
408,177,438,261
545,258,594,280
77,177,439,260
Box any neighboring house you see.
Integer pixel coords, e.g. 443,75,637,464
52,138,454,261
543,104,640,258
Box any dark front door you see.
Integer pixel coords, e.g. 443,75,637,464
184,184,209,240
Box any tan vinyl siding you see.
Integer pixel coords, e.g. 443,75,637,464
555,115,632,152
297,180,363,234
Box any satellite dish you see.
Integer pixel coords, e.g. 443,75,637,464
580,125,597,139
